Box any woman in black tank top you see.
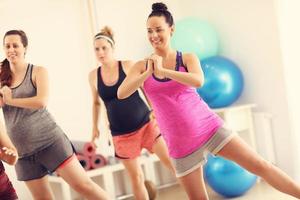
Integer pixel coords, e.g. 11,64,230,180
90,26,175,199
0,30,109,200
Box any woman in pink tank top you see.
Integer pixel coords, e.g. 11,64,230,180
118,2,300,199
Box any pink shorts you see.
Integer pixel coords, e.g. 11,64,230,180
113,120,161,159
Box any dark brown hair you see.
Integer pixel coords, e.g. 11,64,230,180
1,30,28,86
148,2,174,27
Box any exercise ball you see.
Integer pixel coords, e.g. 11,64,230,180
204,155,257,198
171,17,219,59
197,56,244,108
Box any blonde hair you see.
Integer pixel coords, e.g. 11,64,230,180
94,26,115,46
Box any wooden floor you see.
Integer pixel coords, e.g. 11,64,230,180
155,181,298,200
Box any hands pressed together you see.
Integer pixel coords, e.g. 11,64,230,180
0,85,13,106
144,54,167,79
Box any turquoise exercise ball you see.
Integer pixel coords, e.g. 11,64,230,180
171,17,219,59
197,56,244,108
204,155,257,198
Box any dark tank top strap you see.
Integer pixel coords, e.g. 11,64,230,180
29,64,36,88
118,61,126,82
176,51,188,72
97,66,102,85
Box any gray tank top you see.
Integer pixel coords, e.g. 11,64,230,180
2,64,63,158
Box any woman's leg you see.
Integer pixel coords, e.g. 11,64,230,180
217,135,300,199
151,136,175,174
121,158,149,200
56,157,110,200
25,176,55,200
178,166,209,200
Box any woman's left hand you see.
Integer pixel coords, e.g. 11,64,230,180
0,86,12,104
149,54,166,78
0,146,18,165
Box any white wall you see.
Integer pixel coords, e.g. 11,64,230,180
93,0,182,60
178,0,298,178
1,0,300,198
0,0,95,198
276,0,300,181
0,0,95,140
94,0,300,178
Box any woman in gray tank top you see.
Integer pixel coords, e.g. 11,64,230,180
0,30,109,200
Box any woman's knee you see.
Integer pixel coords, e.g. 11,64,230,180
247,158,273,176
35,197,53,200
26,181,54,200
71,179,95,195
31,192,54,200
129,171,145,185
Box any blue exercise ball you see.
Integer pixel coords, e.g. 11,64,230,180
197,56,244,108
171,17,219,59
204,155,257,198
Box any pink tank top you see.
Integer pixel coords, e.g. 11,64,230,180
143,52,223,158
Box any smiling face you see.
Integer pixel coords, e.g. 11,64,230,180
94,38,114,64
3,34,27,64
147,16,174,51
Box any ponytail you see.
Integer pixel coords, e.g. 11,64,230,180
0,58,12,87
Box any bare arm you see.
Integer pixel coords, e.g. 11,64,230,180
118,60,153,99
152,53,204,88
140,87,153,109
89,69,102,144
1,66,49,109
0,121,18,165
140,87,157,121
121,60,135,75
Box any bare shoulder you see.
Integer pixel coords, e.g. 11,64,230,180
134,60,147,72
88,67,98,82
121,60,135,74
34,65,47,72
182,53,198,64
30,66,48,87
122,60,135,68
32,66,48,78
123,60,146,74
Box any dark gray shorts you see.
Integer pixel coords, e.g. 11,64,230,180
15,134,74,181
171,126,237,177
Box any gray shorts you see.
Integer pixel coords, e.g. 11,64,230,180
15,134,74,181
171,126,236,178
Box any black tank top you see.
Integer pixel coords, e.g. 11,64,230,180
97,61,150,136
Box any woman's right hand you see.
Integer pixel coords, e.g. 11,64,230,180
91,128,100,148
143,59,154,77
0,86,12,105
